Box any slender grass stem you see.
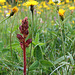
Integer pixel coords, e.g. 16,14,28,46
0,16,10,24
10,33,12,57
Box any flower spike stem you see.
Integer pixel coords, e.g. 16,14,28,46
23,42,26,75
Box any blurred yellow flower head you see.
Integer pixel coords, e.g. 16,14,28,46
69,6,75,10
26,0,38,6
12,6,18,13
0,0,6,2
58,9,65,16
10,6,18,16
66,0,69,3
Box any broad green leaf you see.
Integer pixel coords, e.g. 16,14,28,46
29,60,39,70
40,60,53,67
35,33,39,44
67,52,74,65
34,45,42,61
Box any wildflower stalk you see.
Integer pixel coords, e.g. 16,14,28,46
0,16,10,24
0,6,18,24
57,8,66,58
27,5,34,75
17,17,32,75
23,41,26,75
10,33,12,57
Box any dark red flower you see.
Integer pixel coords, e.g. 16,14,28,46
26,39,32,47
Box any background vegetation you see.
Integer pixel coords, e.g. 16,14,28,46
0,0,75,75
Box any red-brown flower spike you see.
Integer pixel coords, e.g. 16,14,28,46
19,17,29,38
17,17,32,75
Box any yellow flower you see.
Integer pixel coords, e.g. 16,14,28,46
58,9,65,16
10,6,18,16
12,6,18,13
26,0,38,6
22,2,26,6
8,5,11,8
37,11,41,14
72,21,74,24
0,6,1,9
0,0,6,2
40,9,43,12
0,10,2,13
37,5,42,9
2,5,7,9
57,3,62,5
47,7,50,10
18,4,21,6
43,2,48,8
66,0,69,3
48,0,55,5
69,6,75,10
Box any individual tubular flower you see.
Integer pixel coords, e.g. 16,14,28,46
17,17,32,75
58,9,65,21
10,6,18,16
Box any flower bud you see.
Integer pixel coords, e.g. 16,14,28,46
17,34,24,42
26,39,32,47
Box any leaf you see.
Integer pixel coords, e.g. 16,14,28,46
2,49,10,53
12,51,19,62
37,43,45,46
60,62,70,65
54,56,65,65
34,45,42,61
35,33,39,44
0,41,3,50
67,52,74,65
49,64,65,75
40,60,53,67
15,66,23,70
32,41,36,45
29,60,39,70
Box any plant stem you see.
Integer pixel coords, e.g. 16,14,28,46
27,5,34,75
10,33,12,57
57,12,66,57
23,41,26,75
0,16,10,24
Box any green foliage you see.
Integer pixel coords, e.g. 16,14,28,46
0,1,75,75
34,45,42,61
40,60,53,67
29,60,39,70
